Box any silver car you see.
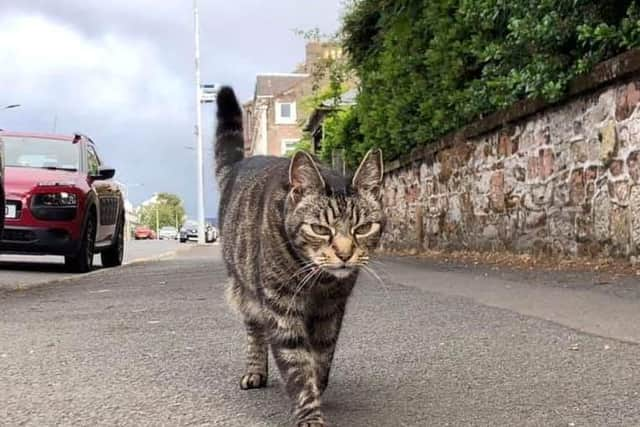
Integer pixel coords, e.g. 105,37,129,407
158,226,178,240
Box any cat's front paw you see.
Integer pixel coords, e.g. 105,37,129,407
297,422,326,427
239,372,267,389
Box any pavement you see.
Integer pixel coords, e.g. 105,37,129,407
1,245,639,426
0,239,194,291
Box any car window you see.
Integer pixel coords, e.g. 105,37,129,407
87,145,100,176
2,136,80,171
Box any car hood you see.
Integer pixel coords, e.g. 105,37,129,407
4,167,82,198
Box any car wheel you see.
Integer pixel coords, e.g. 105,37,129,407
102,214,124,268
65,213,96,273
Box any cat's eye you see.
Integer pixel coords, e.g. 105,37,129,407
354,222,380,237
310,224,332,236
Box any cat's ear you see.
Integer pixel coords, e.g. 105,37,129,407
289,151,325,200
352,149,383,198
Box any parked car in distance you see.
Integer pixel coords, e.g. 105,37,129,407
205,224,218,243
158,226,178,240
0,131,125,272
179,221,218,243
134,225,156,240
179,221,197,243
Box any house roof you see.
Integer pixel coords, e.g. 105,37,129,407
320,88,358,108
255,73,309,98
303,88,359,132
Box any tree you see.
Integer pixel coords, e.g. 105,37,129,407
138,193,186,230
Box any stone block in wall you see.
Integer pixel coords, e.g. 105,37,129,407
628,151,640,183
498,133,515,158
610,159,624,177
584,90,616,126
599,121,618,163
570,136,588,163
593,186,611,242
548,209,577,255
610,206,630,256
616,81,640,121
584,166,600,201
610,180,631,207
629,185,640,253
569,169,585,206
554,170,571,207
489,171,506,213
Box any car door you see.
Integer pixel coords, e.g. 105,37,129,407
86,142,119,245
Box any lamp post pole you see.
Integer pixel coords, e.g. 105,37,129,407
193,0,206,245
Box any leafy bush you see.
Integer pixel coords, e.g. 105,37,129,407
341,0,640,160
318,107,366,167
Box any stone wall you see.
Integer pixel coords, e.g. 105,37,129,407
381,51,640,259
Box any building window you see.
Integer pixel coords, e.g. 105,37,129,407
281,138,300,155
275,101,296,124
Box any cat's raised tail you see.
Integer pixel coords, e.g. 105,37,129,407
215,86,245,188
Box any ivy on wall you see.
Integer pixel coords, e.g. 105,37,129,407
340,0,640,161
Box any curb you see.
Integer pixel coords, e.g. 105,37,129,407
0,245,197,293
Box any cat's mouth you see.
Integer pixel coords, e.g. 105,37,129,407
322,264,357,279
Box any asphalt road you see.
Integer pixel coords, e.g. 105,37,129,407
0,239,193,291
1,246,639,426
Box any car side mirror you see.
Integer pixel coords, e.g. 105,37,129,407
92,166,116,180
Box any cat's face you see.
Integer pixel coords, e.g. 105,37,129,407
284,150,385,279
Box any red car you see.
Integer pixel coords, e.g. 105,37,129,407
0,131,125,272
134,226,156,240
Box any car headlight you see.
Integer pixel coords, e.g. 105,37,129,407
35,192,78,207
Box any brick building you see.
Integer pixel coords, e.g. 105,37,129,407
243,42,344,157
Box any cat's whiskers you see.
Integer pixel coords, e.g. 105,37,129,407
272,262,317,294
368,259,394,282
361,265,390,298
284,268,321,318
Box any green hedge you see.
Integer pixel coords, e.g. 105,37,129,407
340,0,640,162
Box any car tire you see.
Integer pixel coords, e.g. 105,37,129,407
102,214,124,268
65,213,96,273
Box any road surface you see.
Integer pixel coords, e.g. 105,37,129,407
1,245,638,426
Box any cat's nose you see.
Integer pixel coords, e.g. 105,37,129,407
336,251,353,262
332,235,353,262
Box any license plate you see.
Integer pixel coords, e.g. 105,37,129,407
5,204,17,219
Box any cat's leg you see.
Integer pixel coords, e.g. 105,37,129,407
308,305,346,395
271,319,325,427
240,320,269,389
227,278,269,390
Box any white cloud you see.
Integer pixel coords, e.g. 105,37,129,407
0,13,190,123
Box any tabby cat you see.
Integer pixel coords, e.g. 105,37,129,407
215,86,385,427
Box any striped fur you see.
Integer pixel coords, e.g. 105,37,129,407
215,87,384,427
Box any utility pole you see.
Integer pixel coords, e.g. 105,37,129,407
155,206,160,240
193,0,206,245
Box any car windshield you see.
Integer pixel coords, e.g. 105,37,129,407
1,136,80,171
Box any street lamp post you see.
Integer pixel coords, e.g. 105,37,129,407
193,0,206,245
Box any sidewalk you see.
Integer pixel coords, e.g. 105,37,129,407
376,254,640,345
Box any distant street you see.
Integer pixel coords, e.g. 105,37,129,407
1,245,639,426
0,240,192,291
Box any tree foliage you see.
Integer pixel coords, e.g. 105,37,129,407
138,193,186,230
341,0,640,160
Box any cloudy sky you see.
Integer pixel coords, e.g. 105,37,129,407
0,0,345,218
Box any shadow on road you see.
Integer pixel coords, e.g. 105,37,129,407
0,260,69,273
